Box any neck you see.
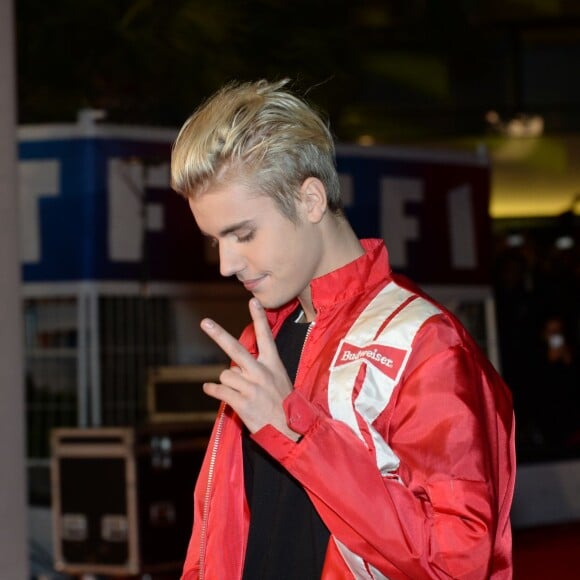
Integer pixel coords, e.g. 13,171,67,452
298,291,317,323
319,213,365,274
298,214,364,323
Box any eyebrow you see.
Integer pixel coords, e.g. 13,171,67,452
201,219,255,238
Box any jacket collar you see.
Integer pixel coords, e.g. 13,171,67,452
265,239,392,328
310,238,392,313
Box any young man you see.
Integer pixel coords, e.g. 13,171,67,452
171,79,516,579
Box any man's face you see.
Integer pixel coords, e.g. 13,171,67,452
188,180,322,309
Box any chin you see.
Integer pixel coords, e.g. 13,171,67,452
253,293,290,311
253,296,278,310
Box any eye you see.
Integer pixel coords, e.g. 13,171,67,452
236,230,255,243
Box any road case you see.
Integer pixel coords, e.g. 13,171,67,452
146,364,226,423
51,422,211,576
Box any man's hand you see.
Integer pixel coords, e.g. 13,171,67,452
200,298,300,441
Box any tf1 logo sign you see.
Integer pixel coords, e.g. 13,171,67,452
18,144,491,285
338,151,492,286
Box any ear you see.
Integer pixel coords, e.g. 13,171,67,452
299,177,327,224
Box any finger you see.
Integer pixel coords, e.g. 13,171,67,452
200,318,257,371
203,381,246,408
249,298,278,360
219,368,255,393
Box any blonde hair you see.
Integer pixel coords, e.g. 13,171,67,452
171,79,341,220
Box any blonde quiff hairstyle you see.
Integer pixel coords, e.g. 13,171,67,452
171,79,342,221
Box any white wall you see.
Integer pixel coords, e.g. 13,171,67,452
0,0,28,577
512,460,580,529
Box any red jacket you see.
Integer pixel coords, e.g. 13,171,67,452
182,239,516,579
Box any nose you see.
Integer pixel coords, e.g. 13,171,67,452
218,239,244,278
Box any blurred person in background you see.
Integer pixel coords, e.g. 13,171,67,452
493,239,540,454
531,313,579,454
171,79,516,579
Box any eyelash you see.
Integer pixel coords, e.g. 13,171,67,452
237,231,255,243
209,231,255,247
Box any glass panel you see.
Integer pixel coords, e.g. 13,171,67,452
24,297,78,459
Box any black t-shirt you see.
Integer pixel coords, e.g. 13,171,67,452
241,309,330,579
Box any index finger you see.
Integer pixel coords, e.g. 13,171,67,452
200,318,257,371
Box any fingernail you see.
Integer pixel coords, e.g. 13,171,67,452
201,318,215,330
251,298,262,309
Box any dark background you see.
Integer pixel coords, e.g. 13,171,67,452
16,0,580,141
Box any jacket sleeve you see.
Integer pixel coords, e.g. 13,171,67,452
252,339,515,579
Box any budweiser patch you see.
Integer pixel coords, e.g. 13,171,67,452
334,341,408,380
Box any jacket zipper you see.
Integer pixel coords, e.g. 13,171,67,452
199,407,225,579
295,320,315,385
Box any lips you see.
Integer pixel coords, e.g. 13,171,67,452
240,275,266,292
